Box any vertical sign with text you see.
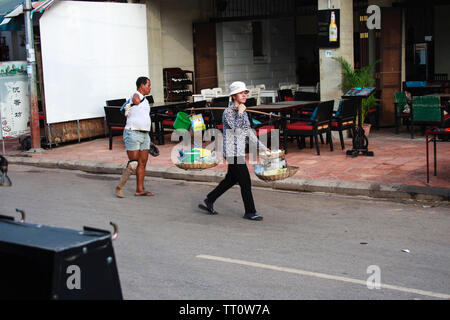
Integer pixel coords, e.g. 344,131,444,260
0,61,30,139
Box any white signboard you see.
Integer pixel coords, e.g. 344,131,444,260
40,1,149,124
0,61,31,139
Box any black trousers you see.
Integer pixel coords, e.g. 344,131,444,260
207,158,256,214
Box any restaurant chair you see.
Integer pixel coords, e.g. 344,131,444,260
146,95,154,104
155,102,187,145
212,87,223,96
248,112,279,150
283,100,334,155
410,96,444,139
246,97,257,107
292,91,320,118
104,106,126,150
106,98,126,106
366,105,379,129
331,99,357,150
404,81,427,97
394,92,411,134
278,89,294,101
366,90,380,130
201,88,217,101
248,87,261,105
294,91,319,102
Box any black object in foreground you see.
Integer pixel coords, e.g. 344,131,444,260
0,216,123,300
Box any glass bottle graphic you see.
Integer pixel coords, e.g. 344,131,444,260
329,11,338,42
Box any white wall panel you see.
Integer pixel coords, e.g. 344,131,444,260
40,1,148,124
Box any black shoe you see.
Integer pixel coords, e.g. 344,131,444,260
199,198,217,215
243,213,263,221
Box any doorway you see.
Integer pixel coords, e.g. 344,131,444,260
193,22,218,93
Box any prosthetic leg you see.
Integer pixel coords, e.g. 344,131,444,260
115,160,138,198
0,155,12,187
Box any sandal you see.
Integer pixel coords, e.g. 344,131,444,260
135,191,154,197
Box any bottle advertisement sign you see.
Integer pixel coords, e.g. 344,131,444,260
0,61,31,140
317,9,340,48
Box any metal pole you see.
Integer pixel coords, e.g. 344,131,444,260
77,119,80,142
0,107,3,154
24,0,43,152
47,124,52,149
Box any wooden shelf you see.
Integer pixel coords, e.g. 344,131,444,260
163,68,195,102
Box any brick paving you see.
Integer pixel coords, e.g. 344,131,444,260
2,128,449,189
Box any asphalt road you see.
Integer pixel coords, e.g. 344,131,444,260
1,165,449,300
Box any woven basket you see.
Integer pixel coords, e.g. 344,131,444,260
254,166,299,182
175,162,218,170
260,150,285,160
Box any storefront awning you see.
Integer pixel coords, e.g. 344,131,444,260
0,0,55,30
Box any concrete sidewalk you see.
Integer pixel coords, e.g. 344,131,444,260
3,128,450,201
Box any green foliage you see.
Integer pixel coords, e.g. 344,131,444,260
332,56,380,124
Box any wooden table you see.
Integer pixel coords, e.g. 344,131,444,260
248,100,319,113
425,128,450,183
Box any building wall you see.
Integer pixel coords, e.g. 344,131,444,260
318,0,354,103
160,0,213,71
434,5,450,78
146,0,212,101
216,18,297,91
146,0,164,102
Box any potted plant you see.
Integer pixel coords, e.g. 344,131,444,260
333,56,380,135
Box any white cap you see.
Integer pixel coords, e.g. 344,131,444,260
229,81,249,96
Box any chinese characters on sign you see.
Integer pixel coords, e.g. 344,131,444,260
0,61,31,139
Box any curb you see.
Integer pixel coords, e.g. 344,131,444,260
8,157,450,202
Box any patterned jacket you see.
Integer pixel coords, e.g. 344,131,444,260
222,103,266,159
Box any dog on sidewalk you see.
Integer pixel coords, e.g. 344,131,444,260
0,155,12,187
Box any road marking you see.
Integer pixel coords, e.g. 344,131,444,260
197,255,450,299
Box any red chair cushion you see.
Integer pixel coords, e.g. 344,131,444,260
256,125,275,136
286,122,313,131
162,119,175,126
217,124,223,130
110,126,124,131
284,97,294,101
444,114,450,120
